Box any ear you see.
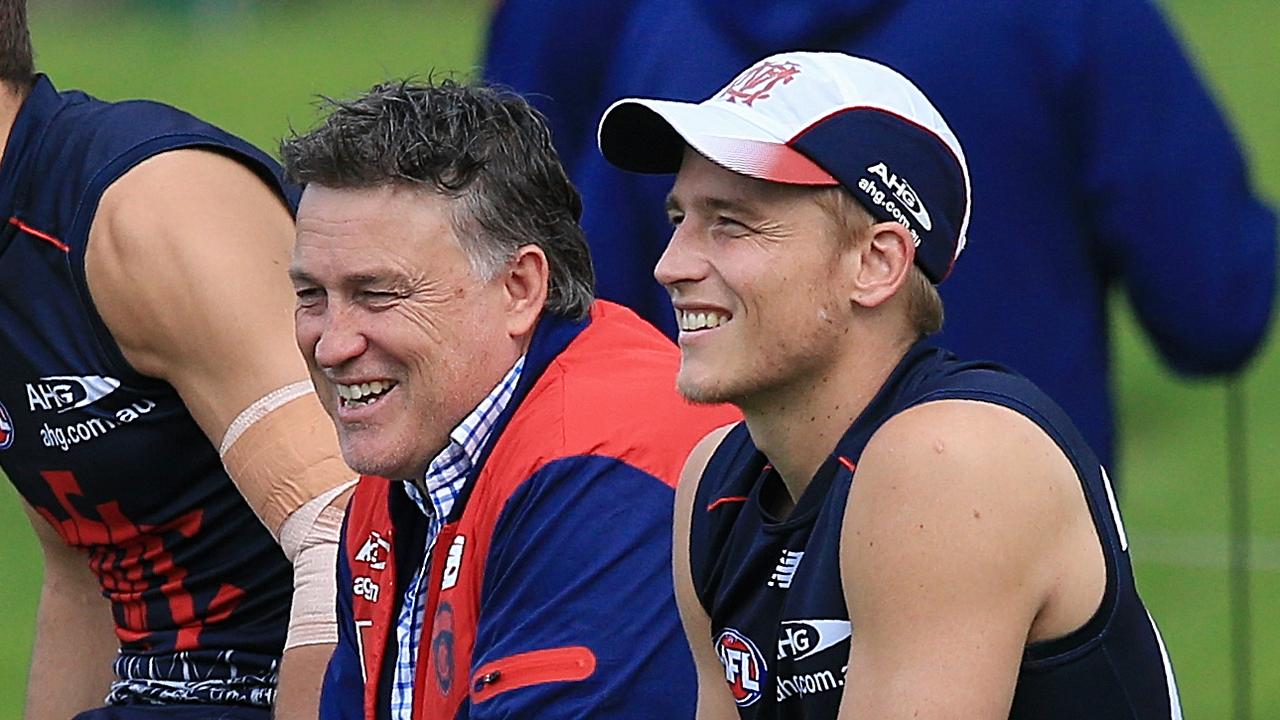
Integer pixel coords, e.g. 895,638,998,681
849,221,914,309
502,244,550,337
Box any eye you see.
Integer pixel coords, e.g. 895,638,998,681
359,290,401,308
294,287,324,308
712,215,752,237
666,210,686,227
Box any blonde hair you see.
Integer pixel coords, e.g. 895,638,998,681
813,186,943,338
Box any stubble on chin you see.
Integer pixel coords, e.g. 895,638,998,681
676,370,739,407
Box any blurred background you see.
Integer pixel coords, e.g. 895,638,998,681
0,0,1275,717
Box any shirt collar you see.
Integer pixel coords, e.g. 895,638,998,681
404,355,526,518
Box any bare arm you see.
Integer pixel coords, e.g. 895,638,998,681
673,424,740,720
837,400,1095,719
22,504,117,720
86,149,353,720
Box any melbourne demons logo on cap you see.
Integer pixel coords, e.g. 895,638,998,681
714,627,768,706
0,400,14,450
719,59,801,107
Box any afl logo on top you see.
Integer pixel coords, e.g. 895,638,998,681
715,627,768,706
719,60,801,107
0,400,14,450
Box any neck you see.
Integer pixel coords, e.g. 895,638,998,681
0,81,30,163
741,325,913,505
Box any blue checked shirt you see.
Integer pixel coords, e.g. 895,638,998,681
389,356,525,720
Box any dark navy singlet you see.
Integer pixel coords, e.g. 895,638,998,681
690,342,1182,719
0,75,301,708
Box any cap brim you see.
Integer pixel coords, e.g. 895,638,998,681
598,98,837,185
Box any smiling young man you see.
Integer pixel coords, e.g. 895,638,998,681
598,52,1183,719
282,79,738,720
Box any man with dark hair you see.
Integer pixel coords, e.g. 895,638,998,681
1,2,357,718
284,79,738,720
599,51,1183,718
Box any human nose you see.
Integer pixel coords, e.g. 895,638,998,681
653,223,706,291
310,302,368,369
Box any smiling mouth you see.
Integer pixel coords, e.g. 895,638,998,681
678,309,731,332
335,380,397,408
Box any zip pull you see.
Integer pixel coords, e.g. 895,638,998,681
474,670,501,692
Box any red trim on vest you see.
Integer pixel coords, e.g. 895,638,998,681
837,456,857,472
9,217,70,252
344,477,399,720
470,646,597,705
706,496,749,512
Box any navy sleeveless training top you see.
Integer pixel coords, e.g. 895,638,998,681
0,75,301,707
689,342,1182,719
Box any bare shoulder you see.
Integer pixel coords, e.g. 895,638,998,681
85,148,296,378
841,398,1082,604
855,398,1078,512
83,148,305,439
93,147,292,255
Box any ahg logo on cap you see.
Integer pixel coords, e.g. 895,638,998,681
866,161,933,232
718,60,802,107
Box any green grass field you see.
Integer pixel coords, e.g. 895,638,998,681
1,1,1276,716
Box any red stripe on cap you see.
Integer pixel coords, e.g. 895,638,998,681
694,136,838,185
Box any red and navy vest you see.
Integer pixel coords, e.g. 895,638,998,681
690,342,1182,719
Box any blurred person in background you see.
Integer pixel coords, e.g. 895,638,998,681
0,1,355,717
484,0,1277,481
282,78,738,720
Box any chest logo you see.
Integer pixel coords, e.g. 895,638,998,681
768,549,805,589
777,619,851,662
0,400,14,450
715,628,768,707
432,601,456,695
440,534,465,591
354,530,390,570
26,375,121,414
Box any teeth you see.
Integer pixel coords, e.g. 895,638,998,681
335,381,395,406
679,310,728,331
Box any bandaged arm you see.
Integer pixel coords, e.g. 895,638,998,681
219,382,356,648
85,148,357,717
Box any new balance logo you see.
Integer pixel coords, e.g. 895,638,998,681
768,549,804,589
355,531,390,570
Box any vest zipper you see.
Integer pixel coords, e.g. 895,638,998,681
470,646,597,704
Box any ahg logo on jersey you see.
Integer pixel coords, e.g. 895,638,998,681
38,398,156,452
777,619,851,662
26,375,121,413
715,628,768,707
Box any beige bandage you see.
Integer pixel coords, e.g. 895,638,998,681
219,382,355,534
281,496,350,649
